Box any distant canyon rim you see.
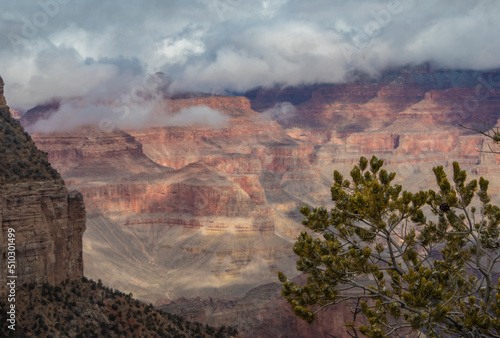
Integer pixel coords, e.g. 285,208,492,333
14,66,500,337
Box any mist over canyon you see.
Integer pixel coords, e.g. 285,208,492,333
9,65,500,337
2,1,500,336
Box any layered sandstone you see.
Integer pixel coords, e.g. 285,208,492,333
169,96,252,114
0,183,85,286
0,76,86,287
248,70,500,170
31,126,168,180
29,99,316,301
126,97,327,222
20,67,500,336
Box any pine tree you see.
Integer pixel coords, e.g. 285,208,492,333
279,156,500,337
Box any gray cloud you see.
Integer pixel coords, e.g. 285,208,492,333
29,97,229,133
260,101,297,124
27,71,228,133
1,0,499,112
167,105,229,127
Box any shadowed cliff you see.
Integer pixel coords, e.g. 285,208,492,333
0,76,86,287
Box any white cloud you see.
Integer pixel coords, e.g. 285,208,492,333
29,96,229,133
0,0,499,111
3,46,118,110
167,105,229,127
261,102,297,124
156,33,206,65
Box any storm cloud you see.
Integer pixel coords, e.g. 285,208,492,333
1,0,499,111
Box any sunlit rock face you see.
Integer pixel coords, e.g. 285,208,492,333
0,77,6,107
250,69,500,169
25,67,500,336
29,95,322,304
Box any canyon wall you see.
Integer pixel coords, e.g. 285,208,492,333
0,76,86,287
30,96,320,303
23,68,500,336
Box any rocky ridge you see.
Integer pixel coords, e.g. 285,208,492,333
0,277,238,337
0,76,86,287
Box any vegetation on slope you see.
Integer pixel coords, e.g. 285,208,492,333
0,277,237,338
0,106,60,184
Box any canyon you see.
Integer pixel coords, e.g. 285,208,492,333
0,76,236,337
20,67,500,337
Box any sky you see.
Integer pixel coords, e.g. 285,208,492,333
1,0,499,114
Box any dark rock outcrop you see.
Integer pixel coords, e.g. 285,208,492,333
0,76,86,287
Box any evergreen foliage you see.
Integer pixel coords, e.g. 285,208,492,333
0,277,238,337
279,156,500,337
0,106,60,184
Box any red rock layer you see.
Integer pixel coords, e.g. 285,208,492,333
23,69,500,336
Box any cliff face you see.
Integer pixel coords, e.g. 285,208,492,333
0,76,86,287
0,77,6,107
0,183,85,286
21,67,500,336
30,97,316,302
248,70,500,170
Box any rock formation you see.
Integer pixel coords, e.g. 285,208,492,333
20,67,500,336
159,280,356,338
30,97,318,302
0,76,86,287
0,80,6,107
